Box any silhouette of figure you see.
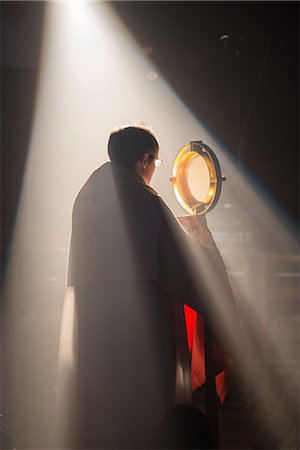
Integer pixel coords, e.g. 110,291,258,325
55,125,242,449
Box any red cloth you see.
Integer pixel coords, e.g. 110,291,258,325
184,305,197,353
184,305,232,403
178,214,234,404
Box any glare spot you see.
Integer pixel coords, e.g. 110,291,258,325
142,46,153,56
49,277,58,283
147,71,158,81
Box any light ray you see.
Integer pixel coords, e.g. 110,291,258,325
3,1,298,447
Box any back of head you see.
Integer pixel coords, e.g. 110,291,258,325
108,125,159,169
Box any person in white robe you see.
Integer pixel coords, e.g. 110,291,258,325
55,125,243,449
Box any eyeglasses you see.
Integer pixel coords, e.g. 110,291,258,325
148,154,163,167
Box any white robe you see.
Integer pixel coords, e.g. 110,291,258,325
56,162,242,448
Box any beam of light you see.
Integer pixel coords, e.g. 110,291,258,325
56,286,77,369
2,1,299,447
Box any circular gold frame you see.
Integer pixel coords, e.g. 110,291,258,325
170,141,226,215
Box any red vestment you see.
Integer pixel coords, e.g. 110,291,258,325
178,215,234,404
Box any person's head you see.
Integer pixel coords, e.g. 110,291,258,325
108,125,160,185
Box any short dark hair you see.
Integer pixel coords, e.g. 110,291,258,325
108,125,159,169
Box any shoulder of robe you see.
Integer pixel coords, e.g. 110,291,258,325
139,184,171,214
74,168,99,197
73,164,166,215
140,183,161,198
